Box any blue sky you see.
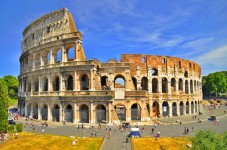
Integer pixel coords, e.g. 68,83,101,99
1,0,227,77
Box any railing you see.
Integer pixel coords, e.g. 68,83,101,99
64,90,114,96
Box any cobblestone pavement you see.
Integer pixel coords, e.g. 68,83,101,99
16,105,227,150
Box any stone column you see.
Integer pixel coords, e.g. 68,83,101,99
148,80,152,94
61,45,67,63
126,104,131,122
158,79,162,93
48,103,52,122
168,81,171,94
25,102,27,117
60,74,65,92
73,72,78,91
159,102,163,117
73,102,79,123
188,81,191,94
59,104,63,123
40,51,43,68
90,102,94,123
39,75,42,93
30,104,34,118
175,79,179,94
90,70,95,90
188,102,191,115
176,102,180,116
168,102,172,117
22,78,24,93
48,74,52,92
38,103,41,120
108,102,112,124
33,53,36,70
50,48,54,64
183,102,186,115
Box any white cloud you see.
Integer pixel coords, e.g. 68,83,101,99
182,37,214,49
193,45,227,66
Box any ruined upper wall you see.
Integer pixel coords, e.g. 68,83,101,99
120,54,201,78
21,8,80,53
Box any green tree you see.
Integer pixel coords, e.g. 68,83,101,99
0,79,9,132
2,75,18,99
192,130,225,150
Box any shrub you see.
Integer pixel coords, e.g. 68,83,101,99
8,125,15,132
16,123,23,132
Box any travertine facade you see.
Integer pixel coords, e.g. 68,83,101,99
18,8,202,124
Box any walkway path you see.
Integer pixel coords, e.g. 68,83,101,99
15,105,227,150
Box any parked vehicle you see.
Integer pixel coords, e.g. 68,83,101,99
122,122,130,128
128,128,141,138
8,119,16,125
208,115,216,121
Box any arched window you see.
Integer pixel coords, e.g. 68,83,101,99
162,77,168,93
56,50,61,62
185,80,189,94
43,77,48,91
80,74,89,90
152,68,158,76
152,78,158,93
141,77,148,91
67,47,74,61
184,71,188,78
67,75,73,90
53,77,60,91
101,76,110,90
132,76,137,90
114,75,125,88
179,78,183,91
171,78,176,92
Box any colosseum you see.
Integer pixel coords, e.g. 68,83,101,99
18,8,202,124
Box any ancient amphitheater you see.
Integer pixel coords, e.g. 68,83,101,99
18,8,202,124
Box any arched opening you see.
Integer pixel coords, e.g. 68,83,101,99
132,76,137,90
131,103,141,120
33,104,38,119
171,78,176,92
178,78,183,92
80,74,89,90
141,77,148,91
191,101,194,114
162,77,168,93
162,101,169,117
186,101,189,114
47,52,50,64
180,101,184,115
34,79,39,92
190,80,193,93
114,75,125,88
28,81,31,92
42,104,48,120
64,105,73,122
67,47,75,61
56,50,61,63
80,104,89,123
23,79,26,92
43,77,48,92
152,102,159,117
53,77,60,91
152,78,158,93
184,71,188,78
195,101,198,113
96,104,106,123
172,102,177,116
27,104,31,117
52,104,60,122
194,81,197,93
185,80,189,94
101,76,110,90
152,68,158,76
67,75,73,90
115,104,126,121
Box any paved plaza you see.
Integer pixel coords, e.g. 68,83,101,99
16,105,227,150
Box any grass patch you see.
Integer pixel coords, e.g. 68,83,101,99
0,132,103,150
132,137,191,150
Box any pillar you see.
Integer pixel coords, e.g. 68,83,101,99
90,70,95,90
38,103,41,120
48,103,52,122
183,102,186,115
108,102,112,124
159,102,163,117
90,102,94,123
169,102,172,117
176,102,180,116
61,45,67,62
73,102,79,123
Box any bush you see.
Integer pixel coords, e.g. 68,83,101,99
8,125,15,132
16,123,23,132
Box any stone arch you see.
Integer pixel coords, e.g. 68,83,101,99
179,101,184,115
42,77,48,92
114,104,126,121
190,80,193,93
27,80,32,92
80,104,89,123
114,74,125,88
171,78,176,92
185,80,189,94
178,78,183,92
172,102,177,116
52,104,60,122
162,101,169,116
152,101,159,117
132,76,137,90
43,50,50,65
64,104,73,122
67,75,73,90
101,76,109,90
186,101,189,114
162,77,168,93
152,68,158,76
184,71,188,78
53,76,60,91
195,101,198,113
194,80,197,93
34,78,39,92
27,103,31,117
80,74,89,90
152,78,158,93
55,49,62,63
67,47,75,61
96,104,106,123
141,77,148,91
33,103,38,119
191,101,194,114
131,103,141,120
41,104,48,120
